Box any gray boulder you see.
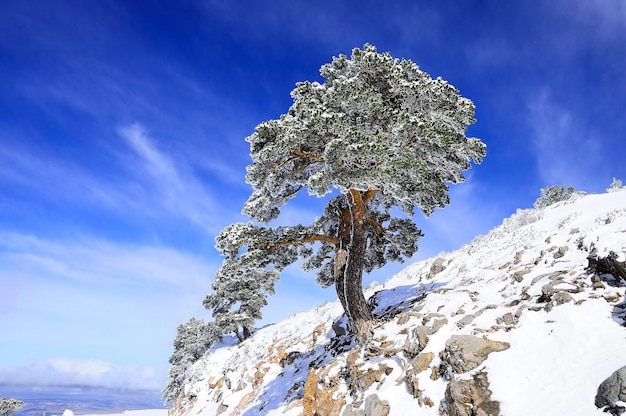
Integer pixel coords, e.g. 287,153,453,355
441,335,510,374
403,326,429,358
596,365,626,415
363,394,390,416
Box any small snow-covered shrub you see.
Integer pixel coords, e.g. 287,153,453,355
608,177,623,192
463,208,543,255
0,398,23,416
504,208,544,230
533,185,576,209
163,318,221,404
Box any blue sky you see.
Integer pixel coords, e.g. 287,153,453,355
1,0,625,392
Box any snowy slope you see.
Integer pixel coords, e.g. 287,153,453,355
172,189,626,416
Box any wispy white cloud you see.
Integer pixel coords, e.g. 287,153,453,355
0,358,164,390
527,89,605,190
121,124,183,190
118,123,231,231
0,231,215,288
0,122,238,233
0,145,135,211
559,0,626,39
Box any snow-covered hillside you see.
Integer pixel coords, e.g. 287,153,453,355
171,190,626,416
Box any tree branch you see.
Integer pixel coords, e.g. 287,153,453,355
304,234,341,244
367,218,385,237
362,188,380,204
259,234,340,251
281,185,304,199
293,148,325,163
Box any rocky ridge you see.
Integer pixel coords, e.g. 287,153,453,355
171,190,626,416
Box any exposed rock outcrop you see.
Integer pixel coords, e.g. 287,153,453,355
440,335,510,374
303,366,345,416
443,372,500,416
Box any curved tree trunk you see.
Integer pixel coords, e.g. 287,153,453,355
334,190,374,345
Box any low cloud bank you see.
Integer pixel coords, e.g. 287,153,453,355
0,358,165,391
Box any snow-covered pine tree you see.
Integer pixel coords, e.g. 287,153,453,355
207,44,486,344
533,185,576,209
202,222,281,341
163,318,219,404
0,398,23,416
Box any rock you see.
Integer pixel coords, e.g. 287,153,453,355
553,291,574,304
502,312,515,325
364,394,390,416
443,372,500,416
457,314,475,328
406,352,435,399
430,365,441,381
497,312,516,326
498,261,511,270
303,367,345,416
429,258,447,277
423,396,434,407
534,250,546,265
422,312,446,324
405,368,421,399
403,326,429,358
428,317,448,334
412,352,435,373
553,246,569,259
352,364,391,390
595,365,626,412
280,350,302,367
342,405,363,416
592,275,606,289
216,402,228,415
545,290,575,311
539,279,580,302
312,322,326,342
396,311,421,325
604,293,623,303
511,269,530,282
333,319,350,337
441,335,510,374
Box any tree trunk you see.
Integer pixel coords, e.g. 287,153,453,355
242,326,252,340
334,190,374,345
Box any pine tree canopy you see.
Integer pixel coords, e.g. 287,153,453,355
244,44,485,222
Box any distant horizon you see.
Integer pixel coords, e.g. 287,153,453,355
4,384,166,416
2,383,162,393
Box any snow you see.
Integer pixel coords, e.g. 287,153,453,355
81,410,168,416
172,189,626,415
488,301,625,415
